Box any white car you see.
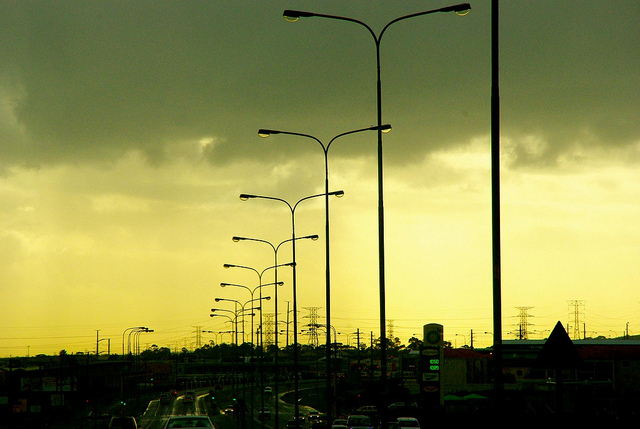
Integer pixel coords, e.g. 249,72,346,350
396,417,420,429
163,415,214,428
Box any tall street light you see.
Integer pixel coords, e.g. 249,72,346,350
215,297,270,344
240,191,343,429
221,280,283,345
282,4,471,421
221,274,285,429
491,0,504,406
222,263,290,346
258,124,390,423
211,307,256,397
231,235,317,426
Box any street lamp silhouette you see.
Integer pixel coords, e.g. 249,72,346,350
282,4,470,422
231,235,316,426
258,124,390,420
240,191,343,428
215,297,270,344
220,275,280,429
220,280,283,346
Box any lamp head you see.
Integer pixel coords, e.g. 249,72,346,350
329,190,345,198
380,124,392,133
232,236,242,242
239,193,256,201
444,3,471,16
220,283,228,287
283,10,314,22
215,298,222,302
258,129,280,138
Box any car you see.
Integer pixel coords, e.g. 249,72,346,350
396,417,420,429
309,410,321,422
223,406,234,415
258,406,271,420
387,402,417,411
162,415,214,428
160,392,171,404
333,419,348,427
264,386,273,393
312,421,328,429
356,406,377,415
183,391,195,403
286,417,305,429
347,415,372,429
108,416,138,429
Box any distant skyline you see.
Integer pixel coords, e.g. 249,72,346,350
1,1,639,357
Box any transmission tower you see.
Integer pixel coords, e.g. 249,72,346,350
192,326,203,349
263,313,275,348
568,300,585,340
515,307,534,339
303,307,321,346
387,320,395,342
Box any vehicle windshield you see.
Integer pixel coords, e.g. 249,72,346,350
397,420,418,427
348,417,371,426
166,417,212,428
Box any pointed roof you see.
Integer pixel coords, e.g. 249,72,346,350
534,321,582,369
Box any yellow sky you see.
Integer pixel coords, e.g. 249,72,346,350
1,1,639,356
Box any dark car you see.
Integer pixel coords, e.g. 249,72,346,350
162,415,214,428
287,417,305,429
258,407,271,420
108,416,138,429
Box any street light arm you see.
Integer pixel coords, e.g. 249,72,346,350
380,4,471,40
293,190,344,211
240,193,292,211
283,10,377,42
327,123,390,148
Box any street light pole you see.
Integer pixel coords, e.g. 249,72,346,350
240,191,343,429
258,125,390,423
282,5,471,423
220,275,284,429
231,236,316,427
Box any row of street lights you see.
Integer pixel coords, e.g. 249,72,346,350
216,3,474,428
121,326,153,358
278,4,472,427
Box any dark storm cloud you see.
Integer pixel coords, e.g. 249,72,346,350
1,1,638,170
1,1,284,167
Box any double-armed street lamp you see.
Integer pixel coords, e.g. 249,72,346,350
258,124,390,421
223,262,293,348
221,278,283,346
231,235,317,426
281,4,471,422
219,278,278,429
240,191,343,427
215,296,271,345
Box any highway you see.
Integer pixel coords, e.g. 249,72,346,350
136,383,321,429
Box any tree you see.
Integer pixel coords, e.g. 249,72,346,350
407,337,423,351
